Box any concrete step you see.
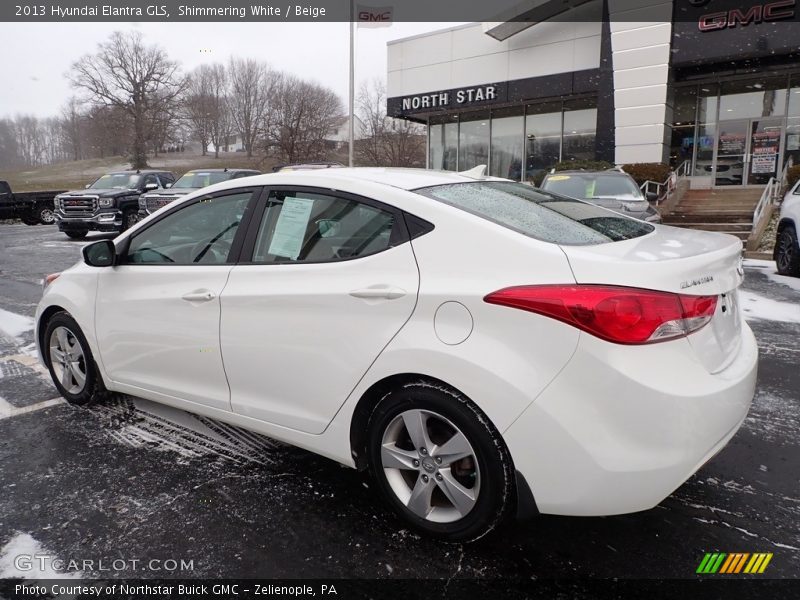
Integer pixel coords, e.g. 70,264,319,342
666,213,754,223
661,222,752,232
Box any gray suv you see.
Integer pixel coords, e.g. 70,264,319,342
540,169,662,224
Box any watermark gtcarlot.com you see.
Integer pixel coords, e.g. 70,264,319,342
14,554,194,573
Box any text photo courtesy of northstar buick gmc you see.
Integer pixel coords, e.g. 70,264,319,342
36,167,757,542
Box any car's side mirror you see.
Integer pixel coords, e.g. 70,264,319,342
83,240,116,267
645,191,658,202
84,184,91,189
164,182,172,188
145,183,159,191
317,219,340,238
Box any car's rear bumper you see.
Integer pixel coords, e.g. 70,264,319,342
504,322,758,516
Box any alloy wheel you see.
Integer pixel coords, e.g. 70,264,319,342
49,326,88,395
380,409,481,523
777,231,794,272
39,208,55,224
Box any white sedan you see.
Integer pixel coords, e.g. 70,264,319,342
36,168,757,541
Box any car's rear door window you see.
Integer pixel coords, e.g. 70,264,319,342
414,181,653,245
249,190,398,263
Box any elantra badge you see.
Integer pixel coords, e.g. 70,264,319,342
681,275,714,289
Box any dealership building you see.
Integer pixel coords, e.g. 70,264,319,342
386,0,800,189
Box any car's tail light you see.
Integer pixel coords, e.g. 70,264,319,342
484,285,718,345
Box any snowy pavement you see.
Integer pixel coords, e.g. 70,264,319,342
0,224,798,580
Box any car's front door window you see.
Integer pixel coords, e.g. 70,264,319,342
125,191,253,264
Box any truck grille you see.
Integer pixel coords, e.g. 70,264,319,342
60,196,97,218
146,196,177,214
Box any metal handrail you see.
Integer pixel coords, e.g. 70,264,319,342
639,163,686,206
752,177,777,227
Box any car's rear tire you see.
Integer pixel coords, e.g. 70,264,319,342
43,312,103,406
65,230,88,240
122,208,138,231
366,381,514,542
776,225,800,276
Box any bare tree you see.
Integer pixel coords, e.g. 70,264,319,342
228,58,274,157
60,98,85,161
267,75,343,163
68,31,185,168
356,79,425,168
184,65,215,155
207,64,233,158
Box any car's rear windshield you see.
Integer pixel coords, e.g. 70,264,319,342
414,181,654,245
173,172,233,188
542,173,643,200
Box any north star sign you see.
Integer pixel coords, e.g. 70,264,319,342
400,84,503,111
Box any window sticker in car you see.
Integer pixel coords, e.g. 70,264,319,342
547,175,571,181
268,196,315,260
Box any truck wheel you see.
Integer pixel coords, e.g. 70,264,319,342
776,225,800,276
65,231,88,240
122,208,138,231
37,205,56,225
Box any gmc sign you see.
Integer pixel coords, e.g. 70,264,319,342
697,0,796,31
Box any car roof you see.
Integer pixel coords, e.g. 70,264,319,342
213,167,506,191
108,170,172,175
183,168,260,173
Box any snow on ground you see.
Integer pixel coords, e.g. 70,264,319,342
744,258,800,292
739,291,800,323
0,532,82,579
0,308,34,340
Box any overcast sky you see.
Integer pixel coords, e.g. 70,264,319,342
0,22,457,118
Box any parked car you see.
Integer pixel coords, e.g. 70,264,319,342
36,168,756,541
0,180,65,225
138,168,261,219
694,159,744,186
54,170,175,239
540,169,662,223
774,178,800,276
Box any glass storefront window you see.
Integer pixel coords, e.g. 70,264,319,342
490,108,523,180
670,86,698,168
458,113,489,171
429,119,457,171
785,117,800,168
525,106,562,182
562,108,597,162
719,78,788,120
789,85,800,117
698,85,719,125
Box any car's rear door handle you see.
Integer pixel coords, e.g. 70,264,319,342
349,286,407,300
182,290,216,303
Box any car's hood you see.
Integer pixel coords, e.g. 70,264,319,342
144,189,194,198
560,225,743,295
583,197,648,211
60,189,136,198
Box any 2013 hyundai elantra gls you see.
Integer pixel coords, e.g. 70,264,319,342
36,168,757,541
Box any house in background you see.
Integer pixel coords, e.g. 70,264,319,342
207,134,246,154
325,116,367,149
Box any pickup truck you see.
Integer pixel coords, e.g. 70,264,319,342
0,180,65,225
54,170,175,239
137,168,260,219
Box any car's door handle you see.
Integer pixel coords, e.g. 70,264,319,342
349,286,407,300
181,290,216,303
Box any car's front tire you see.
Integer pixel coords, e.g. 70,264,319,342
43,312,103,406
776,225,800,276
65,230,88,240
122,208,138,231
367,381,514,542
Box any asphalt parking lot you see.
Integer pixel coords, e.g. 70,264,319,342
0,223,798,581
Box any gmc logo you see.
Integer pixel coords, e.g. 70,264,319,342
698,0,796,31
358,11,391,21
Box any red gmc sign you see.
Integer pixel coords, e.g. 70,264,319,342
698,0,796,31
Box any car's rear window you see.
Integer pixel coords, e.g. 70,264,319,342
542,173,642,200
414,181,654,245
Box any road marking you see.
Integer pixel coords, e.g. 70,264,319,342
0,396,63,420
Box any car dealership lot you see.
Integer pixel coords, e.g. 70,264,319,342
0,223,798,580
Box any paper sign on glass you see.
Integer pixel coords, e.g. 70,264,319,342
268,197,315,259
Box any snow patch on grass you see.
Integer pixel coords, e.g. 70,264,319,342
738,291,800,323
0,308,34,339
0,532,82,579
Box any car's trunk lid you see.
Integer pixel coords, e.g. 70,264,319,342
560,225,745,372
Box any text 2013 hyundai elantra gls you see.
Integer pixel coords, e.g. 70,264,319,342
36,168,757,541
